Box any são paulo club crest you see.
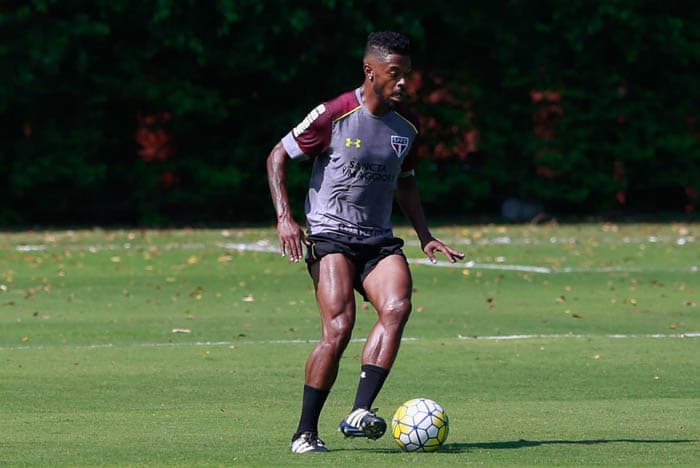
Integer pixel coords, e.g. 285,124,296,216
391,135,409,158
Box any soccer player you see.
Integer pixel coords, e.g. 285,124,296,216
266,31,464,454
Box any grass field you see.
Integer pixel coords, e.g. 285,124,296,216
1,223,698,466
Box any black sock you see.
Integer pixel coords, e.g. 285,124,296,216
352,364,390,410
295,385,330,436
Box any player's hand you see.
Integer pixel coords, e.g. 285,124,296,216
422,238,465,264
276,217,308,262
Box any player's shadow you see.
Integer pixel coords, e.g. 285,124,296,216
440,438,698,453
337,438,698,454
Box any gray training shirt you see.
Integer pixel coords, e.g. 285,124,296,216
281,88,420,239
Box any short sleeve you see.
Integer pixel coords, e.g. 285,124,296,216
281,132,306,160
283,103,332,160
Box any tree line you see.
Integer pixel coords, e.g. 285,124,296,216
2,0,699,226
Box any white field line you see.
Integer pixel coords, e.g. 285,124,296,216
13,231,696,253
405,235,695,247
1,333,698,352
457,332,700,340
218,242,279,253
14,241,279,254
408,258,700,274
13,241,699,275
15,242,212,253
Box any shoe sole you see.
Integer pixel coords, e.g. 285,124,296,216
364,419,386,440
339,419,387,440
290,446,329,454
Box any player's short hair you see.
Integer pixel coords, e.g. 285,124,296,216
365,31,411,59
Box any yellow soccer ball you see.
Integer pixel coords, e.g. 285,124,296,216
391,398,449,452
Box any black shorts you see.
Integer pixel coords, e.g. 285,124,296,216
306,233,407,300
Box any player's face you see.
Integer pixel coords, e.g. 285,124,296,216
373,54,412,106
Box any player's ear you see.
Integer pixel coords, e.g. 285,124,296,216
363,63,373,81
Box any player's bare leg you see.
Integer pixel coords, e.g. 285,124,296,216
291,253,356,453
339,254,412,439
306,253,357,388
362,254,413,368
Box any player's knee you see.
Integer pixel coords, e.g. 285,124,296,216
323,312,355,347
380,298,412,325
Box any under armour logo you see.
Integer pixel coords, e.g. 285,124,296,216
345,138,361,148
360,371,367,379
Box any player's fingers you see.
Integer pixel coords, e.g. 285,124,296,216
280,236,301,261
448,246,465,260
291,239,304,262
278,237,288,257
423,245,438,264
439,246,457,263
292,229,309,261
438,245,464,263
283,238,298,262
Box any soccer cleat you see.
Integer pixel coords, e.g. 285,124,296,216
338,408,387,440
290,431,329,453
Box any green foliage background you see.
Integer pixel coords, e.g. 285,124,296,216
2,0,700,225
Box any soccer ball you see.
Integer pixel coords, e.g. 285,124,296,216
391,398,449,452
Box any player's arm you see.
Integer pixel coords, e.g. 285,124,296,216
266,141,307,262
395,174,464,263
